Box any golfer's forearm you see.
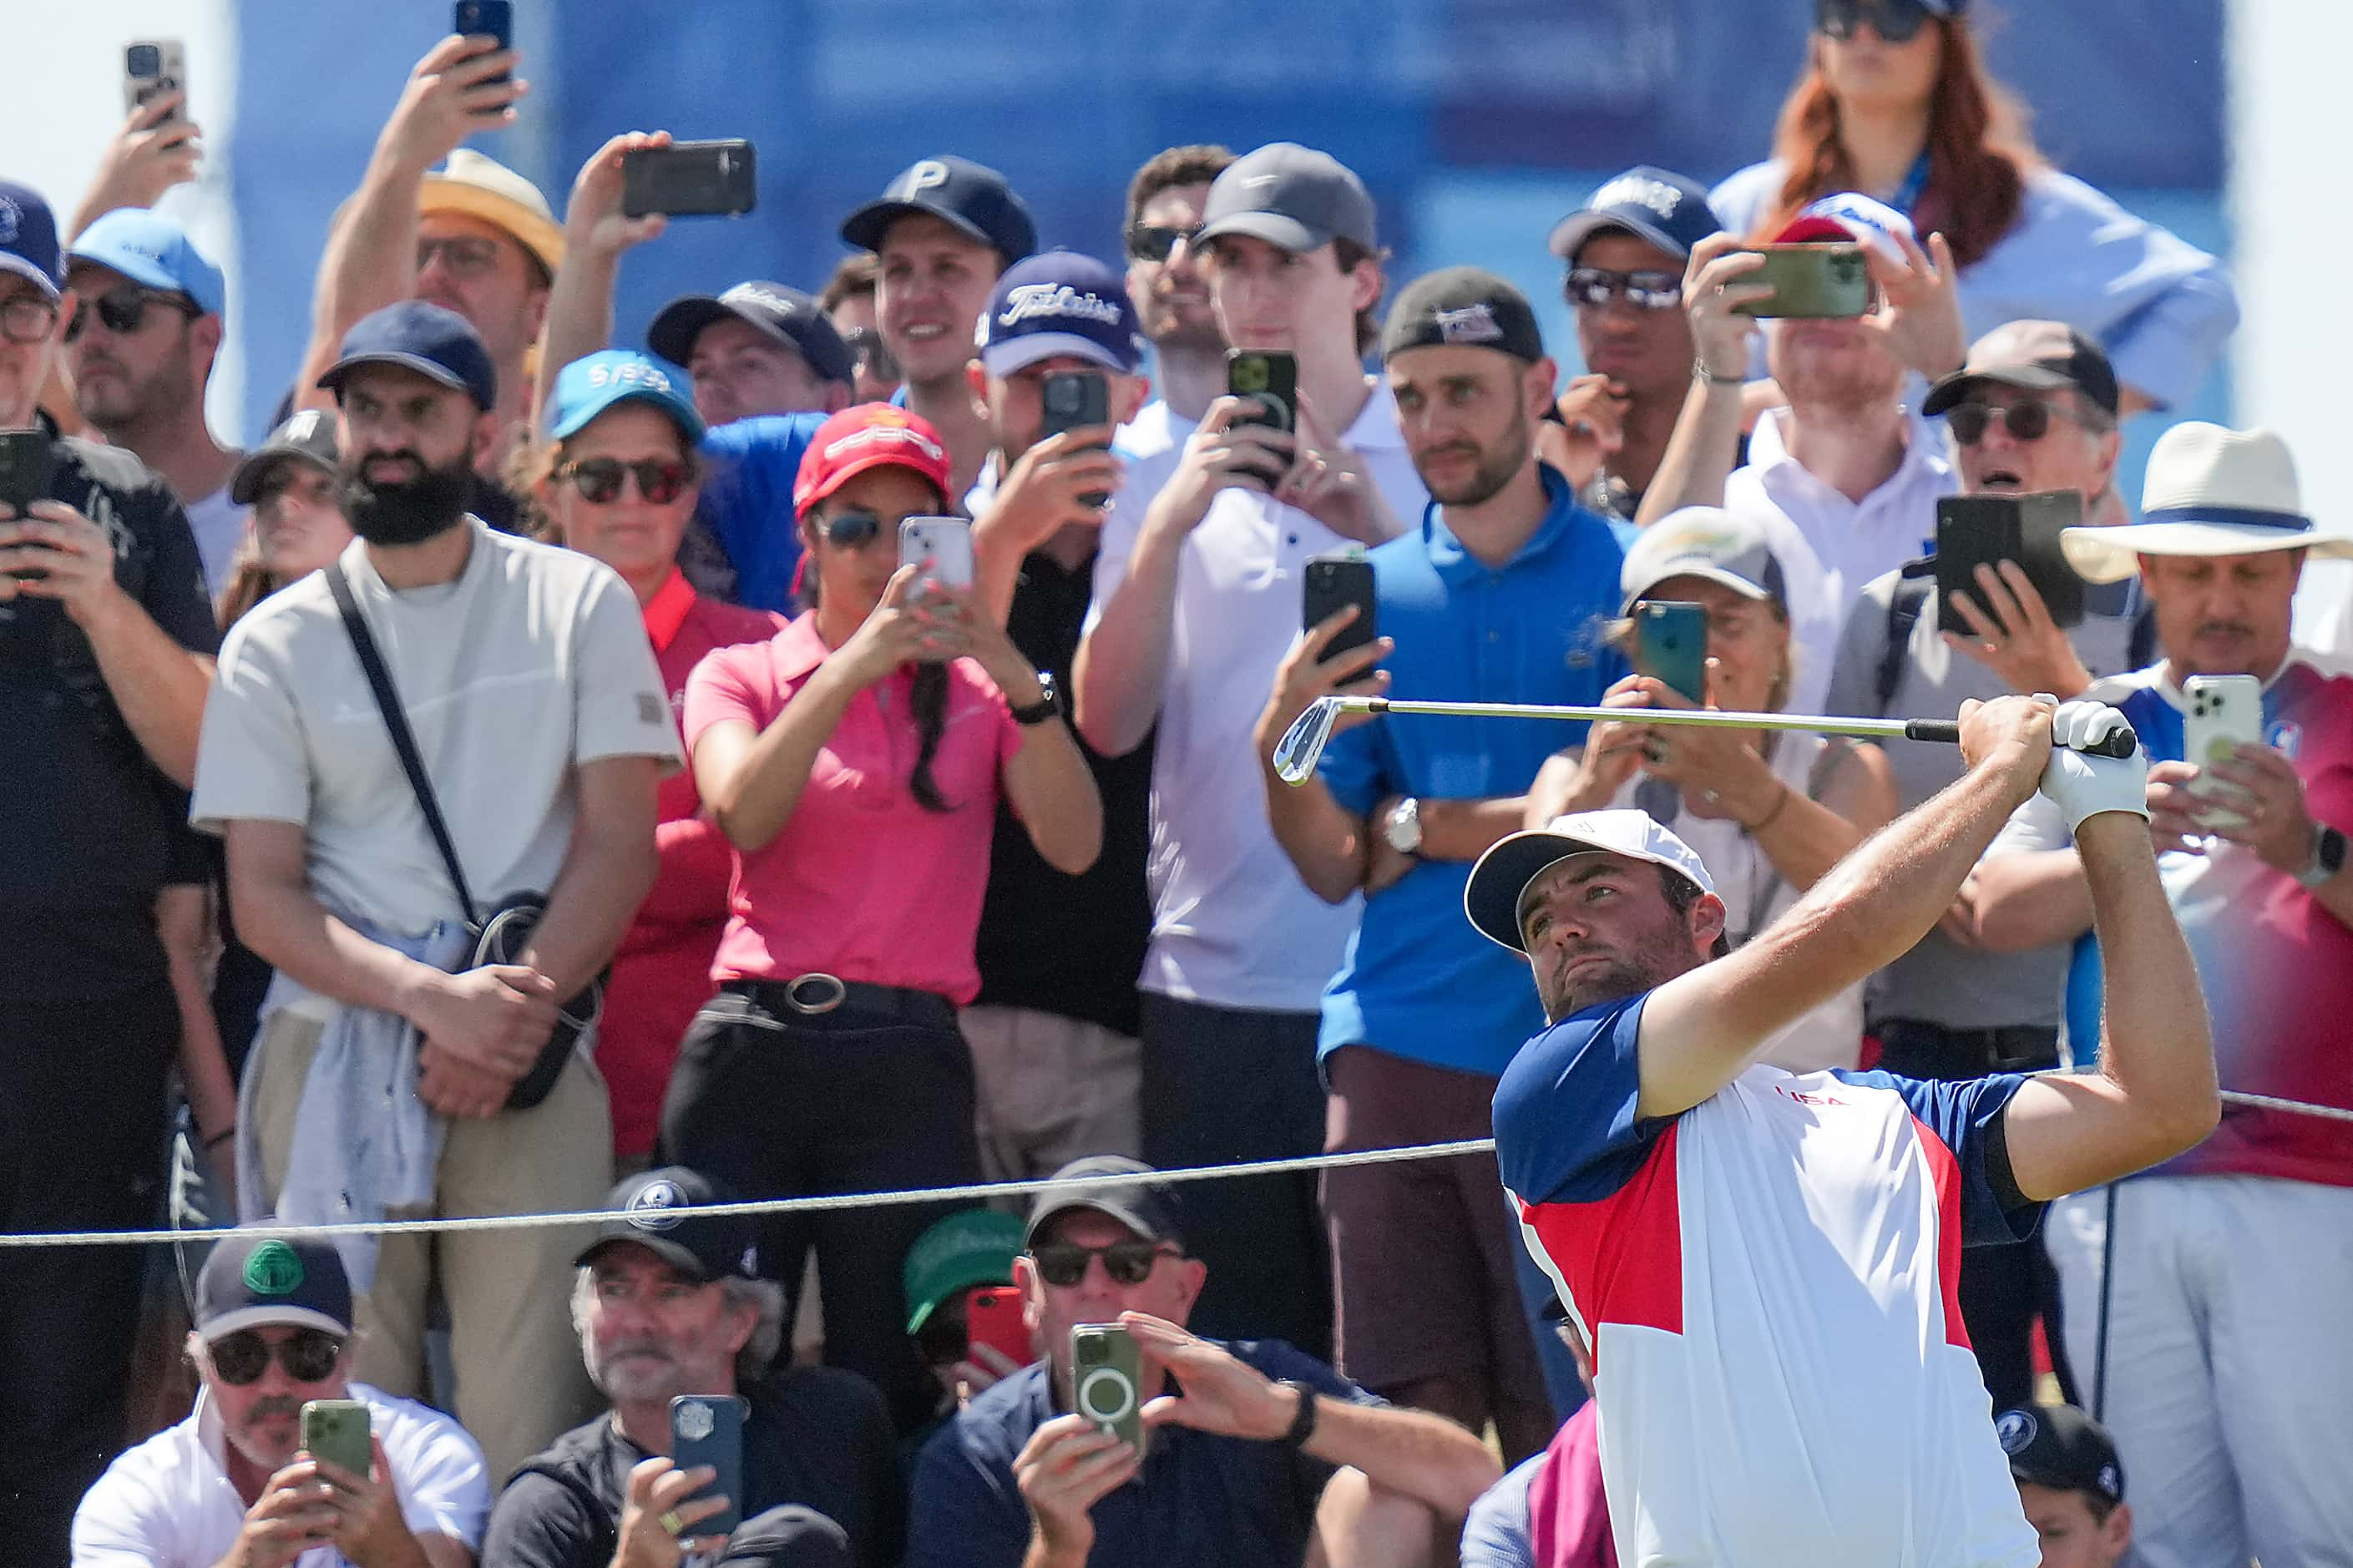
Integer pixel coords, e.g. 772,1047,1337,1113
1632,377,1743,526
2079,813,2216,1146
1072,529,1183,757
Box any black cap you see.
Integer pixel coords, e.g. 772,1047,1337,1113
1382,266,1546,364
1196,143,1378,254
230,407,341,505
1996,1404,2125,1504
576,1167,760,1283
1546,165,1723,263
839,156,1037,264
718,1505,853,1566
1025,1156,1184,1249
319,300,498,412
1922,320,2122,418
646,281,854,387
195,1231,354,1342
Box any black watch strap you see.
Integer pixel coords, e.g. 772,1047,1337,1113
1009,670,1062,726
1278,1380,1319,1448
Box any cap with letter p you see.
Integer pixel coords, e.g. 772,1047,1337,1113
1381,266,1545,365
977,251,1146,377
839,155,1037,265
1196,142,1377,255
195,1230,354,1342
1465,808,1715,954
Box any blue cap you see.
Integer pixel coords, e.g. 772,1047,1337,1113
1547,166,1723,263
319,300,497,411
68,208,226,316
977,252,1146,376
547,350,706,444
840,155,1036,264
0,181,64,300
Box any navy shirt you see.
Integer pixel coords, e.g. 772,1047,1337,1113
694,412,828,614
1315,467,1629,1075
905,1339,1380,1568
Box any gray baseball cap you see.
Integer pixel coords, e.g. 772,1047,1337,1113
1619,506,1787,614
1195,142,1377,255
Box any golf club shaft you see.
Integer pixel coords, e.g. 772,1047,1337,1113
1334,695,1961,747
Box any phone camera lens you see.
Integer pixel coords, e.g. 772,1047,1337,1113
128,45,160,75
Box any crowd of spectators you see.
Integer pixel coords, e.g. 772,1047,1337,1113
1,3,2344,1565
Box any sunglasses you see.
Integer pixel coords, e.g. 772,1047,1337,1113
1565,267,1683,312
0,295,59,345
63,284,201,342
1945,398,2080,447
1029,1240,1182,1289
1815,0,1934,44
416,235,507,279
209,1328,346,1386
559,457,696,505
818,508,888,549
1126,222,1202,264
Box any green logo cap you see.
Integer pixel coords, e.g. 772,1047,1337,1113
242,1239,306,1297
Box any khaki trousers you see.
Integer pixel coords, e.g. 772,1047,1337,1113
249,1010,611,1483
958,1004,1142,1182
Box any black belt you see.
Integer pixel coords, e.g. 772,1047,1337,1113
729,975,957,1030
1870,1017,2058,1077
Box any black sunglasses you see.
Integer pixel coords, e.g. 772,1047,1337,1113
1126,222,1202,264
1565,266,1683,312
1945,398,2078,447
1029,1239,1181,1289
210,1328,346,1386
1816,0,1934,44
559,457,696,505
63,284,202,342
819,508,887,549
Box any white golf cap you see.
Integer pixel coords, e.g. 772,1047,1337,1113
1464,808,1715,954
2061,421,2353,584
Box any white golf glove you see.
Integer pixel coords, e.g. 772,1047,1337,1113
2040,699,2149,832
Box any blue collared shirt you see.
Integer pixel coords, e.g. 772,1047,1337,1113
692,412,829,614
1314,468,1629,1076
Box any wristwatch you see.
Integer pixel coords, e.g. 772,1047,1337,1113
1277,1379,1320,1448
2296,822,2347,889
1383,797,1424,856
1008,670,1062,727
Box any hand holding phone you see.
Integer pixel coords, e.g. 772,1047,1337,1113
2182,674,2264,831
453,2,513,83
898,516,975,602
963,1285,1037,1376
1070,1323,1147,1460
1303,555,1378,661
670,1394,746,1540
1632,600,1708,705
122,40,187,123
623,141,758,220
1040,372,1113,509
300,1399,372,1483
1730,244,1870,320
1227,350,1298,488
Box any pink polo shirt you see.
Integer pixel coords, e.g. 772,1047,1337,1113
682,610,1023,1004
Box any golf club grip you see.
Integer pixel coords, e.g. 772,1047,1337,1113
1900,717,2139,758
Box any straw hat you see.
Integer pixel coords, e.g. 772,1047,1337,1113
2059,422,2353,584
419,149,565,278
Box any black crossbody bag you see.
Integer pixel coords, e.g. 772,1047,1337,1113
326,563,599,1110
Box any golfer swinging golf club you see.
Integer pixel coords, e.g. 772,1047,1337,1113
1465,693,2218,1567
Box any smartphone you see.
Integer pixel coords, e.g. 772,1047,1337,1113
964,1285,1037,1372
299,1399,371,1482
2182,673,2264,832
0,429,48,513
1040,371,1112,508
670,1393,746,1541
899,515,974,598
1070,1323,1146,1459
1303,554,1378,661
1732,244,1870,319
623,140,758,220
1632,599,1708,705
1934,491,2086,637
453,1,512,83
122,40,186,122
1227,349,1298,488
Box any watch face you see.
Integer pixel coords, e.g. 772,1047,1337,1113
2323,826,2348,873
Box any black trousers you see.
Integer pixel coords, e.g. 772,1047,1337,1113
0,985,175,1561
1138,994,1333,1360
658,988,981,1436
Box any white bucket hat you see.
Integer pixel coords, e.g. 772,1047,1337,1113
2060,422,2353,584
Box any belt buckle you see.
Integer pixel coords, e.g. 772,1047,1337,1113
783,973,848,1016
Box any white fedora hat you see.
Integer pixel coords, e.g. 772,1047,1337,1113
2061,422,2353,584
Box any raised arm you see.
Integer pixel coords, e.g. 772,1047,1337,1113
1252,609,1391,903
1631,237,1767,526
956,590,1103,877
532,130,671,432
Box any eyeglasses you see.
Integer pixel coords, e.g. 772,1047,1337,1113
1126,222,1202,264
1945,398,2082,447
63,284,201,342
1029,1240,1182,1288
416,235,506,279
1815,0,1933,44
1565,267,1683,312
558,457,696,505
819,508,886,549
0,294,60,344
209,1328,346,1386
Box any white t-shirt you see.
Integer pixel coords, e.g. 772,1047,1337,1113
184,483,250,599
1112,397,1198,510
191,519,682,937
1085,380,1429,1011
71,1381,488,1565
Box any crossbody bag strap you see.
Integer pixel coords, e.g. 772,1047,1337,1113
326,562,478,926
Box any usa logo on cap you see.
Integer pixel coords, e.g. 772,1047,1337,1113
627,1179,689,1232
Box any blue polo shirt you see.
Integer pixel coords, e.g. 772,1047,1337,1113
1315,467,1628,1076
694,412,828,614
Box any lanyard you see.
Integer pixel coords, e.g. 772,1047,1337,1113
1890,149,1932,219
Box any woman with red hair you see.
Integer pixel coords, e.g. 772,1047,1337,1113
1713,0,2235,414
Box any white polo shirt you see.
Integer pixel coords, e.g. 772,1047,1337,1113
72,1381,488,1565
1086,380,1429,1011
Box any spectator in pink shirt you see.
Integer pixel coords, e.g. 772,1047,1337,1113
668,403,1101,1432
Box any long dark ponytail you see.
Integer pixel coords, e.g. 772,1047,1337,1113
907,661,952,813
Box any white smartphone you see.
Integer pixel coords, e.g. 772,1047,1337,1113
898,515,974,599
124,40,187,122
2182,673,2263,831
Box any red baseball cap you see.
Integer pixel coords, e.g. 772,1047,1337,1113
792,403,954,518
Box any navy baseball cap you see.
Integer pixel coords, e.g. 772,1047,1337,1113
318,300,497,412
840,156,1037,264
646,281,853,387
547,349,705,443
577,1166,760,1283
1547,166,1724,262
977,252,1146,377
1996,1404,2124,1505
195,1231,354,1343
230,408,340,505
0,180,64,300
1197,143,1378,255
68,207,226,316
1382,266,1546,364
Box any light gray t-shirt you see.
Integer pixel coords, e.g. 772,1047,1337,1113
1823,569,2143,1028
182,483,249,599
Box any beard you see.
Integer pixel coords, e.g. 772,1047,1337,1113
337,448,475,546
1535,924,1694,1023
1421,406,1534,508
587,1337,693,1404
